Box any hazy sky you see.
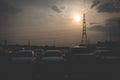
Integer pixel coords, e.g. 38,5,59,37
0,0,120,46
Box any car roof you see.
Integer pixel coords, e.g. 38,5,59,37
45,50,62,52
70,46,87,49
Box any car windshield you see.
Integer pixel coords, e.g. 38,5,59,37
13,52,33,57
71,48,91,54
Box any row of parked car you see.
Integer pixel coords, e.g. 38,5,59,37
68,46,120,63
8,46,120,63
94,47,120,62
9,49,65,63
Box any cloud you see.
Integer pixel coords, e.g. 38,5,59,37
91,0,100,8
89,17,120,32
51,5,62,13
91,0,120,13
89,25,107,32
97,2,120,12
89,17,120,41
106,17,120,33
0,0,54,14
0,1,21,14
61,6,65,10
48,14,53,17
0,0,63,14
106,17,120,25
89,22,100,25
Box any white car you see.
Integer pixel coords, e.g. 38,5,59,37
94,50,112,58
41,50,65,62
95,49,120,62
70,46,93,54
11,50,36,63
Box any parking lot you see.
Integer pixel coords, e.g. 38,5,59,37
0,55,120,80
0,45,120,80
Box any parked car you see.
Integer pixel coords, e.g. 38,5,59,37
94,49,113,58
34,48,44,58
10,50,36,63
70,46,93,54
69,46,94,57
95,49,120,63
68,46,96,63
41,50,65,63
40,50,66,74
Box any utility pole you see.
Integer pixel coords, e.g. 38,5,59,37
53,40,56,47
28,40,31,49
109,26,112,42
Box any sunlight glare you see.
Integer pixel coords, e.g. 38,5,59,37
74,16,81,22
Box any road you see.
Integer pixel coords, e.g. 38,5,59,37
0,57,120,80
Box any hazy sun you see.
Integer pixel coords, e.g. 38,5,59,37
74,16,81,22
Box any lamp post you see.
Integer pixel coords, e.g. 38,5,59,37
108,26,112,42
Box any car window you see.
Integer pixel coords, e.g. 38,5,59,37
35,50,42,53
71,48,91,54
44,51,62,57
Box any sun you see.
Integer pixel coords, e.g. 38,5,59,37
74,16,81,22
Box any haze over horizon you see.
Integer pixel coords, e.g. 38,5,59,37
0,0,120,46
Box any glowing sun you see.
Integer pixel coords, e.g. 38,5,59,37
74,16,81,22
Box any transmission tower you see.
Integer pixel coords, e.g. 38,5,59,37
80,13,88,46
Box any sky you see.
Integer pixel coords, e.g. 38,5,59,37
0,0,120,46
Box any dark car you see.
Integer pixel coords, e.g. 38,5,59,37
68,46,96,64
69,46,94,57
41,50,65,63
10,50,36,63
95,49,120,63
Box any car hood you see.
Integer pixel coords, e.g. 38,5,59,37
73,53,94,56
11,57,34,62
42,57,64,61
